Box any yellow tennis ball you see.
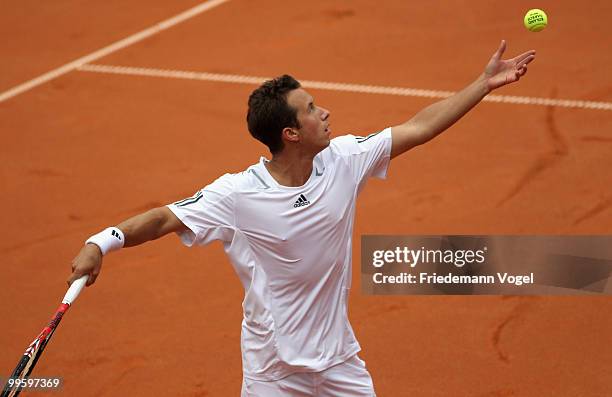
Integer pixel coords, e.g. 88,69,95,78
524,9,548,32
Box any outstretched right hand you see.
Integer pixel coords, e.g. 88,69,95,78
482,40,536,91
67,243,103,287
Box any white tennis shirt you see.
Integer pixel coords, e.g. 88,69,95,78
167,128,392,381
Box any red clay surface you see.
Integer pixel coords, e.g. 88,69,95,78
1,1,611,396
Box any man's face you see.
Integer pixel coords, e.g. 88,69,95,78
285,88,331,152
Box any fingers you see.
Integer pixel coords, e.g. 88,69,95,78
68,256,82,286
515,51,536,67
87,268,100,286
492,39,506,61
513,65,528,81
67,269,97,287
494,41,535,67
67,245,102,287
517,49,536,60
67,270,86,286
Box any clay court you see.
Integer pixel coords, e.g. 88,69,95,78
1,1,611,395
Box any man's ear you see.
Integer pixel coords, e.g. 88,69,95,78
282,127,300,143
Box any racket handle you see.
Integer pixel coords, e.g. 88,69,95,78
62,275,88,305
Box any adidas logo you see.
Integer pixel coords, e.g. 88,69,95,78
293,194,311,208
111,229,122,241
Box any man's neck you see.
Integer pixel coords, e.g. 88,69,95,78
265,152,315,187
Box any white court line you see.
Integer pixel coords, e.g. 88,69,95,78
0,0,230,103
77,64,612,111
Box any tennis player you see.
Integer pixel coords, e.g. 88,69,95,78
68,41,534,396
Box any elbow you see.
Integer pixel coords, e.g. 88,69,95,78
391,123,429,158
138,207,170,241
153,207,172,239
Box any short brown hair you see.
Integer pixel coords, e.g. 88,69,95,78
246,75,301,154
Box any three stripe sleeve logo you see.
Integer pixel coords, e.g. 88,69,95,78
355,132,380,143
294,194,310,208
175,191,204,207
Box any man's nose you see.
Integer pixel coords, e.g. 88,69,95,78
320,107,330,120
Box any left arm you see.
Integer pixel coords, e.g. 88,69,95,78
391,40,535,159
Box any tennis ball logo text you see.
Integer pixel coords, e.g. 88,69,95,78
372,247,487,268
527,14,545,23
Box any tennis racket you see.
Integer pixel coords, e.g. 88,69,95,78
1,275,88,397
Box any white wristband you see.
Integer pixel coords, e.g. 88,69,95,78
85,227,125,255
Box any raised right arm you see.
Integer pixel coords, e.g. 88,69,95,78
67,206,187,286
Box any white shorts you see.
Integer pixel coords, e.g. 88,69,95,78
241,355,376,397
